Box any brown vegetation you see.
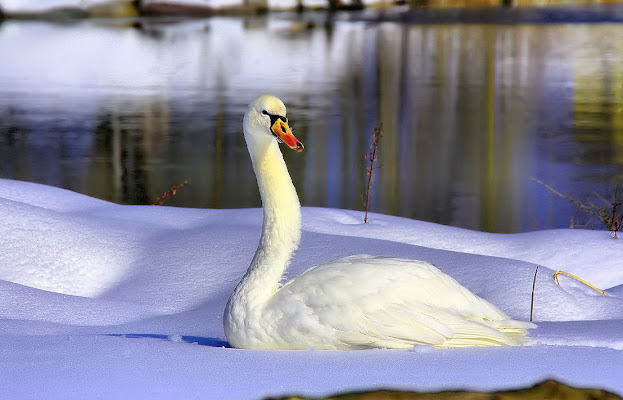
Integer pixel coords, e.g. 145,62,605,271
533,179,622,238
267,379,622,400
362,124,383,223
153,181,188,206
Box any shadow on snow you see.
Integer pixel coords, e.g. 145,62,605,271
106,333,231,348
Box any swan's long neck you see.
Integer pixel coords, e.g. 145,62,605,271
233,133,302,310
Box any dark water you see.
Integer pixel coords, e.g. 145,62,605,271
0,12,622,233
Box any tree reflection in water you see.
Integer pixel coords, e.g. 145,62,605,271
0,16,622,233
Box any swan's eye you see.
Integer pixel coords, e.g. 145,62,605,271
262,110,268,115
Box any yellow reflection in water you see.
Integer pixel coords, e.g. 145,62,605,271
572,25,623,169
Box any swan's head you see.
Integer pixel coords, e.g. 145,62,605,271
244,95,304,153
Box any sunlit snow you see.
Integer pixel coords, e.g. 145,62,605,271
1,178,622,399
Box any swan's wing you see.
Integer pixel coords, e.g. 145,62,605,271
270,255,531,349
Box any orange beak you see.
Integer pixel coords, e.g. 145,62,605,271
271,118,304,153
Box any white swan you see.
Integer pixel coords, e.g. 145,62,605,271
223,94,533,350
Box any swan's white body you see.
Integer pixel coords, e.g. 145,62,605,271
223,95,533,350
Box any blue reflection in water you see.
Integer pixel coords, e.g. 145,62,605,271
0,14,621,233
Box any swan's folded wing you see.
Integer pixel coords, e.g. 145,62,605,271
338,302,529,348
274,255,532,349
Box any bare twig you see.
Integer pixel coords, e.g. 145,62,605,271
609,185,622,238
153,180,188,206
533,178,622,237
362,124,383,223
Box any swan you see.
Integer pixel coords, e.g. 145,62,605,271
223,94,533,350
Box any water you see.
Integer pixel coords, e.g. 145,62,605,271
0,11,622,233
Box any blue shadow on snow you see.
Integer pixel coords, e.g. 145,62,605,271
106,333,231,348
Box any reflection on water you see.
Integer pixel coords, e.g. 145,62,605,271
0,15,622,233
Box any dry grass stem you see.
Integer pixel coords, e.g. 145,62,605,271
530,265,539,322
553,270,608,297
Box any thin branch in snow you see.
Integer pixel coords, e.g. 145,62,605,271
530,265,539,322
362,123,383,224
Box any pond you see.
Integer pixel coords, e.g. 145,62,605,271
0,10,622,233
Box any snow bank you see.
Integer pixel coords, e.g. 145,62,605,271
1,178,622,399
303,208,623,289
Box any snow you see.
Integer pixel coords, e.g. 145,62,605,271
1,178,623,399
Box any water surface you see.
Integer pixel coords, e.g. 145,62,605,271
0,12,622,232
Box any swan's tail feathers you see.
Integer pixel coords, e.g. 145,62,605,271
488,319,537,345
439,318,536,348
